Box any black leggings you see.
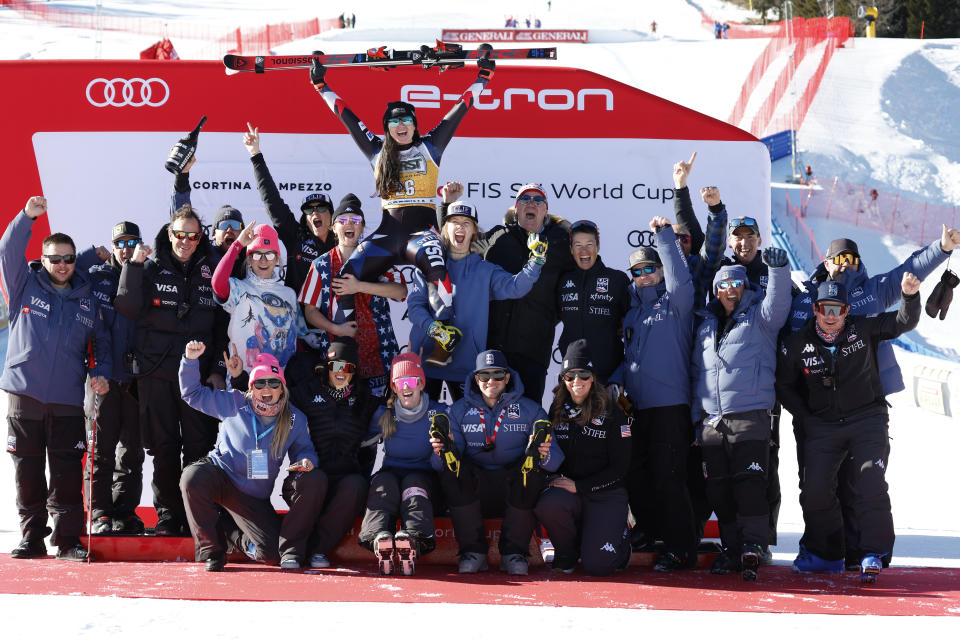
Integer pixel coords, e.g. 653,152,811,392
335,205,447,320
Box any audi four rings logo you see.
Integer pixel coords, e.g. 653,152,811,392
86,77,170,107
627,230,656,248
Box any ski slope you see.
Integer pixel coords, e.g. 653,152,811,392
2,0,960,635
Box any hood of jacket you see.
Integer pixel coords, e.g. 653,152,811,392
26,259,93,297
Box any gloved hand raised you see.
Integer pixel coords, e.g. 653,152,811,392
527,233,547,265
762,247,788,268
310,51,326,88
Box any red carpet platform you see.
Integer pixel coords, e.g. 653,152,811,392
1,554,958,616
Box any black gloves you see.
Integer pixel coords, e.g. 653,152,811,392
925,269,958,320
477,50,495,81
310,51,326,88
762,247,788,268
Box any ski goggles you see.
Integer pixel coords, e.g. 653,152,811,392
729,216,759,231
570,219,599,235
516,194,547,204
249,251,278,261
562,369,594,382
386,115,415,127
815,302,849,317
335,215,364,225
830,252,860,266
475,369,507,381
252,378,283,389
393,376,422,391
113,239,140,249
216,220,243,232
716,279,745,290
43,253,76,264
328,360,356,374
171,230,201,242
630,265,658,277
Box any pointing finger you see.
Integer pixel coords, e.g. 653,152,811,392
688,151,697,166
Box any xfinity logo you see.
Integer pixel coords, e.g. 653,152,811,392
402,85,614,111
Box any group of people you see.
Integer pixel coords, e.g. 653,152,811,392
3,54,958,584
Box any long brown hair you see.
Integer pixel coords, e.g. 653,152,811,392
374,133,403,199
246,383,293,459
548,378,609,427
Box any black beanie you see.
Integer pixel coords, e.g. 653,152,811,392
326,336,359,366
334,193,364,221
560,339,595,376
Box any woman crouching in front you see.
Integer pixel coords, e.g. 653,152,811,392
535,339,634,576
358,352,444,576
178,341,320,572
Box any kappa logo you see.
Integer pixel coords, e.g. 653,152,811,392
564,280,574,288
508,403,520,419
600,542,616,553
466,407,480,416
596,277,609,293
875,458,886,471
802,343,816,354
747,461,764,472
75,441,87,451
312,394,325,404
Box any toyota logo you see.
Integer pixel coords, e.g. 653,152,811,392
86,77,170,107
627,229,656,248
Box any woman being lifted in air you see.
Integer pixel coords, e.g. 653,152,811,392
307,48,495,357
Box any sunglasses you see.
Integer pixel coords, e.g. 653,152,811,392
716,279,745,290
387,116,415,127
216,219,243,232
303,204,330,213
328,360,356,373
676,233,691,244
249,250,278,261
335,215,363,225
831,253,860,266
630,265,658,277
562,369,593,382
815,302,849,317
252,378,282,389
171,230,201,242
475,369,507,381
570,219,599,233
113,239,140,249
516,194,546,204
729,216,758,230
43,253,76,264
393,376,421,391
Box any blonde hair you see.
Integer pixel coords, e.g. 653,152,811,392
440,218,482,253
246,383,293,459
377,392,399,439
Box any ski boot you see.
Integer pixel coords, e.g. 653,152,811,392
424,320,462,367
394,531,418,576
792,544,843,574
860,554,882,584
429,413,460,476
373,531,396,575
520,419,552,487
741,544,762,582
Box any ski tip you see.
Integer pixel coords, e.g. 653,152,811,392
224,67,240,76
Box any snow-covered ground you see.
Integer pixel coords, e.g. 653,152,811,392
2,0,960,634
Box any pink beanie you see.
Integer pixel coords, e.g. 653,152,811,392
249,353,286,386
248,224,280,254
390,352,425,387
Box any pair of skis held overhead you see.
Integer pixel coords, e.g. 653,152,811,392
222,42,557,74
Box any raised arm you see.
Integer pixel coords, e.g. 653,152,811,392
672,152,704,254
653,219,693,316
178,342,242,419
873,273,922,341
244,125,303,251
0,200,42,309
874,226,958,309
758,248,791,330
113,243,152,319
309,62,383,162
422,62,494,161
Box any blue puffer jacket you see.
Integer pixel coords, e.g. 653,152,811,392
88,256,137,384
408,252,541,384
786,240,949,394
691,262,791,419
366,399,444,474
433,366,564,472
0,211,112,405
612,226,694,410
179,356,317,500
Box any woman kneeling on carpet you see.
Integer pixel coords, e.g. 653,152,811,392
179,340,321,572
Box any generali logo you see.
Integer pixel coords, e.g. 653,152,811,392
402,84,613,112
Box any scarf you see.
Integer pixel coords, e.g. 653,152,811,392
395,395,429,424
329,384,353,401
816,321,844,344
252,397,282,417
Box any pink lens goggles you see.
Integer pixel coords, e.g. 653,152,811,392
393,376,421,391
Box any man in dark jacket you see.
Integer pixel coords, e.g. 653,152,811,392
555,219,630,384
1,196,111,561
114,205,227,536
86,221,146,534
777,275,921,584
480,184,574,403
243,124,337,294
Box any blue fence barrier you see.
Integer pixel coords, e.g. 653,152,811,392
761,130,793,162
